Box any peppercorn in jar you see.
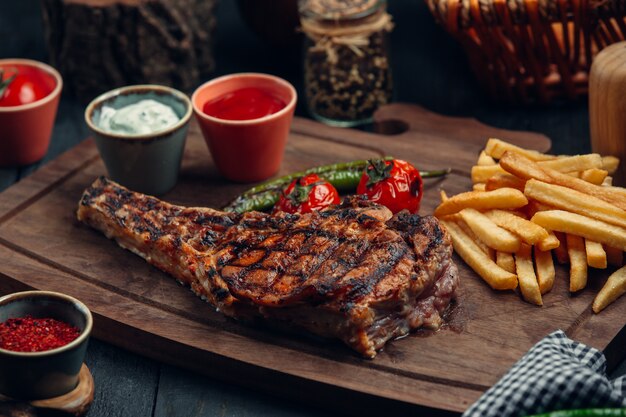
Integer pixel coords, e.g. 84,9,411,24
299,0,394,127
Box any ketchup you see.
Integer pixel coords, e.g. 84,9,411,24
202,87,287,121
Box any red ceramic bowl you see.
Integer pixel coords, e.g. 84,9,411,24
0,59,63,166
191,73,297,182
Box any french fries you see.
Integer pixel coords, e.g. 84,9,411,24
566,234,587,292
553,232,569,264
459,208,521,253
537,231,560,252
524,179,626,229
534,245,555,294
496,251,516,274
436,137,626,311
477,151,496,166
515,244,542,305
580,168,608,185
485,174,525,192
434,188,528,217
537,154,603,173
471,165,507,183
484,138,556,161
501,151,626,210
484,209,549,245
585,240,607,269
531,210,626,251
593,265,626,313
441,220,518,290
602,155,620,174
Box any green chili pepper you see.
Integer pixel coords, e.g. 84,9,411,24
225,190,280,213
241,157,394,197
223,159,451,213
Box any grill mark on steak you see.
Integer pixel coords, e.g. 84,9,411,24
77,177,459,358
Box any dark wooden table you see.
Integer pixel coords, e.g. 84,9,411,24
2,1,624,416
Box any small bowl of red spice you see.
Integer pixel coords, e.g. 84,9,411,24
0,291,92,400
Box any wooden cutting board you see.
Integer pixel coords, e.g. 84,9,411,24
0,104,624,416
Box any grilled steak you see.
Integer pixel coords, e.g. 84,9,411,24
77,177,458,357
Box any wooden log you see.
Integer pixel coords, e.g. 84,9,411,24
589,41,626,187
41,0,217,102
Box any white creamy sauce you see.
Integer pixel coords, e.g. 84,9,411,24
98,99,180,135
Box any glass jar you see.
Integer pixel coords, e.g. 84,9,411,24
299,0,394,127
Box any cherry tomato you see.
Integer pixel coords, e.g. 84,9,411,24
356,159,423,214
0,64,56,107
273,173,340,214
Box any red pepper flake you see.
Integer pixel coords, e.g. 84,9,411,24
0,316,81,352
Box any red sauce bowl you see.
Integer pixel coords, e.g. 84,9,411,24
0,59,63,166
192,73,297,182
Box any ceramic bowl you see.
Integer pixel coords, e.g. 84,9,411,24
0,58,63,167
0,291,93,400
192,73,297,183
85,85,193,195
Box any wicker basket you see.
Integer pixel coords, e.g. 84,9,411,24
426,0,626,103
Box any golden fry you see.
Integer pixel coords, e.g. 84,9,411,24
456,217,493,258
566,234,588,292
440,189,449,202
471,165,507,183
459,208,521,253
580,168,608,185
524,179,626,229
499,151,553,182
473,183,486,191
538,231,560,252
604,245,623,267
531,210,626,251
553,232,569,264
603,176,613,186
593,265,626,313
477,150,496,166
538,154,603,173
441,220,518,290
585,239,607,269
485,174,525,192
534,245,555,294
496,251,516,274
515,244,542,305
602,185,626,199
484,138,556,161
434,188,528,217
500,152,626,211
526,200,554,218
484,209,549,245
602,155,620,175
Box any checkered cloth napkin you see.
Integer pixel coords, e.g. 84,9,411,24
464,330,626,417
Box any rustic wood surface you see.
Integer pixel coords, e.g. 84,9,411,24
41,0,218,101
0,365,94,417
3,104,625,414
589,41,626,187
3,1,626,416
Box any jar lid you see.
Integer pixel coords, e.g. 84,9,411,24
299,0,384,21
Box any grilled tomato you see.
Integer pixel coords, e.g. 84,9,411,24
0,64,56,107
357,158,423,214
273,173,340,214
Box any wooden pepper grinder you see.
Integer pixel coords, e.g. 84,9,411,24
589,42,626,186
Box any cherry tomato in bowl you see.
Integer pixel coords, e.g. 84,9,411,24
356,159,423,214
0,64,57,107
273,173,340,214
